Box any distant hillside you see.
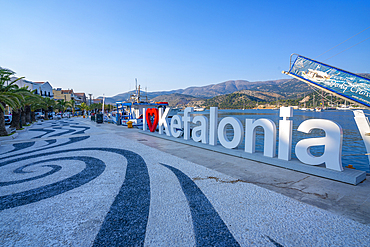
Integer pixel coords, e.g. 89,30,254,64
150,93,203,107
237,90,283,101
202,90,284,109
101,73,370,104
176,79,286,98
102,78,309,104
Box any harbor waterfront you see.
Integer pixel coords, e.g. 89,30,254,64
0,117,370,246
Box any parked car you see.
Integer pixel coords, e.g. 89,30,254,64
35,112,45,119
56,113,62,119
4,115,12,125
63,112,71,118
48,112,55,119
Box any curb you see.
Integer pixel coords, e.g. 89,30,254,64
0,133,19,144
0,122,36,144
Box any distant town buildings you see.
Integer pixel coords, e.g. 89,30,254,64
92,98,103,104
53,89,72,101
9,77,93,111
52,88,87,105
74,93,87,104
3,75,94,117
33,81,53,97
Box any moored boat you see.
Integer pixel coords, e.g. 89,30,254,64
193,107,205,112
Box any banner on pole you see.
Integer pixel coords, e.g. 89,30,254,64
286,55,370,107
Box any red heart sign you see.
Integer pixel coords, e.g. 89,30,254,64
146,108,159,132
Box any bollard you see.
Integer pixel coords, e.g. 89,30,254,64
127,121,133,128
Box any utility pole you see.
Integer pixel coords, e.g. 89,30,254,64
88,94,92,106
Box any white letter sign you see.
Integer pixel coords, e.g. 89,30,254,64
170,115,183,138
217,117,243,149
245,118,276,157
192,116,209,144
295,119,343,171
278,107,293,160
183,107,193,140
158,107,171,136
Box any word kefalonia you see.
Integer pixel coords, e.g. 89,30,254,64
143,107,343,172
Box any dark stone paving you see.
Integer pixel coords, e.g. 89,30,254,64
0,155,105,211
161,163,240,246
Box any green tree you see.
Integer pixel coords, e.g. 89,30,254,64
56,99,67,113
80,102,88,116
67,99,76,116
40,97,56,120
10,87,38,130
24,92,43,123
0,67,24,136
89,103,102,113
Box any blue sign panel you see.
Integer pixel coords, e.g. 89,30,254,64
289,55,370,107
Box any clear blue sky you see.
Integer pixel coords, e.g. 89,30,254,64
1,0,369,98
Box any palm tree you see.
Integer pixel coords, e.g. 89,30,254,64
68,99,76,116
42,97,56,120
80,102,88,116
0,67,24,136
89,103,102,114
10,87,39,130
24,92,42,123
56,99,66,113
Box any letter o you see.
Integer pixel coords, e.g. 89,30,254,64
217,117,243,149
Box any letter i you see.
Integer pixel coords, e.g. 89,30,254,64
278,107,293,160
209,107,218,145
143,108,147,131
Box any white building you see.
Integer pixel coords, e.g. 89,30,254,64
10,78,54,98
32,81,54,98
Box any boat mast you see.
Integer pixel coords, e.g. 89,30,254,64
138,85,141,103
102,94,105,114
321,90,324,109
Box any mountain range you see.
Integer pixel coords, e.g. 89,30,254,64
102,78,312,104
101,73,370,106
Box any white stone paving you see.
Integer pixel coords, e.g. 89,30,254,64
0,118,369,246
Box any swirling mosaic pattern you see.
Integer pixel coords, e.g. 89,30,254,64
10,119,368,246
0,119,245,246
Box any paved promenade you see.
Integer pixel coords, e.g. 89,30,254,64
1,118,370,246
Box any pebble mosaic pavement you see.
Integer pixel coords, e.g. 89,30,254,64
0,118,370,246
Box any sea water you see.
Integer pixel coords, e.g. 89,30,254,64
189,109,370,173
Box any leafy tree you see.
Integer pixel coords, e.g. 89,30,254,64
56,99,67,113
89,103,102,113
24,92,43,123
39,97,56,120
9,87,37,130
80,102,88,116
0,67,24,136
67,99,76,115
